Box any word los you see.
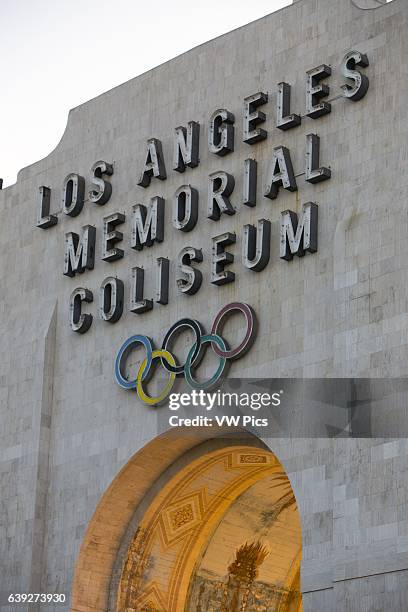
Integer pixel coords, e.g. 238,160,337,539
36,51,370,333
115,302,256,406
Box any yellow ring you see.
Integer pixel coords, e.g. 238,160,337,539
136,349,176,406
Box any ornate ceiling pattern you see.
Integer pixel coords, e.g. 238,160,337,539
117,447,302,611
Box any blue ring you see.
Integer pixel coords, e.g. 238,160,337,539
115,335,153,390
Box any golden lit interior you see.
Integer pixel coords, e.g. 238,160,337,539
117,446,302,611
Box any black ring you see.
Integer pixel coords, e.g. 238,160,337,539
160,319,204,375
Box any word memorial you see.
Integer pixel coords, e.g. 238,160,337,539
36,50,370,335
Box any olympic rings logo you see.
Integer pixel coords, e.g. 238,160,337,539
114,302,257,406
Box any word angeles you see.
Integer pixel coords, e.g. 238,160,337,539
115,303,256,406
36,50,370,334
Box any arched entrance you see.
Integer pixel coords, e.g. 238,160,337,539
71,432,302,612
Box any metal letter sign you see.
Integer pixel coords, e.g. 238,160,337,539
243,159,257,207
341,50,369,101
208,109,235,156
306,64,332,119
177,247,203,295
305,134,331,184
277,82,301,131
130,267,153,314
102,212,125,261
264,147,297,200
131,197,165,250
242,220,271,271
115,302,257,405
138,138,167,187
243,92,268,144
173,185,198,232
62,173,85,217
37,186,58,229
173,122,200,172
69,287,93,333
211,232,236,285
100,277,124,323
89,160,114,205
63,225,96,277
280,202,318,260
38,48,370,338
208,171,235,220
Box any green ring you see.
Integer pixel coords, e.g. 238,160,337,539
184,334,227,390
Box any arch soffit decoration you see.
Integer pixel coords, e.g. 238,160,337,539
71,430,301,612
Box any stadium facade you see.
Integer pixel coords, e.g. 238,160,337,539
1,0,408,610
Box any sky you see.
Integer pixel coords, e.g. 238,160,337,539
1,0,292,187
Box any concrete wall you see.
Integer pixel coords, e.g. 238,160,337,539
0,0,407,609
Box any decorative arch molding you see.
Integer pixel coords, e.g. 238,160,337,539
71,430,302,611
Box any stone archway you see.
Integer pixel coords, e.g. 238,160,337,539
71,431,302,612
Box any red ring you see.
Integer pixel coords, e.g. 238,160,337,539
210,302,256,360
